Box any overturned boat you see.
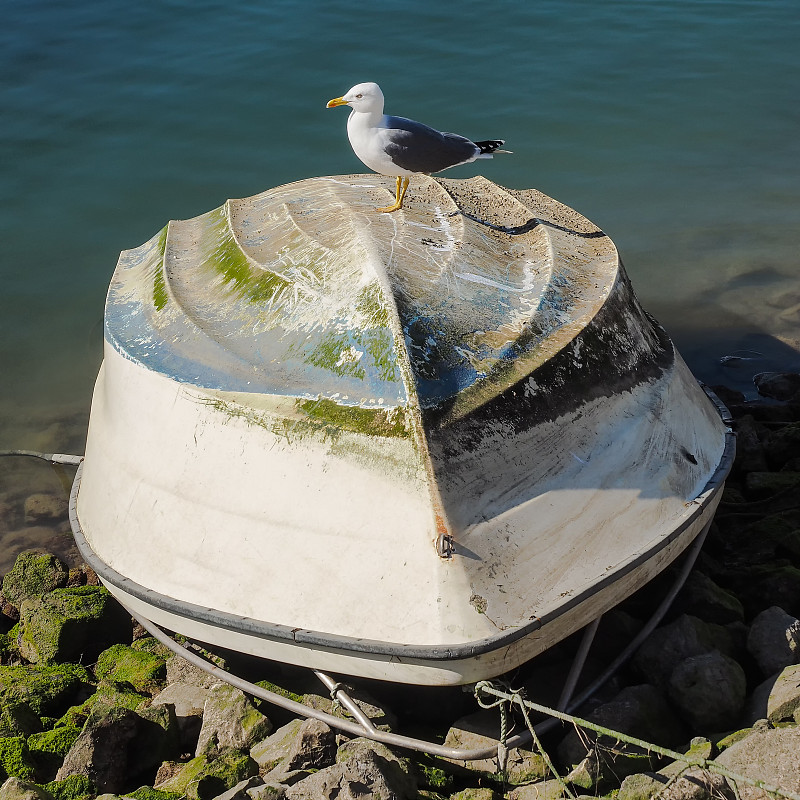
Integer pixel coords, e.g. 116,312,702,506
71,174,734,686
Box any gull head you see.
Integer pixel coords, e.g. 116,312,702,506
326,82,384,114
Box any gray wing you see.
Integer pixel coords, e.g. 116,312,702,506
382,116,479,174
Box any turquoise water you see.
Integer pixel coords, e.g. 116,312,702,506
1,0,799,451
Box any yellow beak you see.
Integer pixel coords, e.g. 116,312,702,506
326,96,348,108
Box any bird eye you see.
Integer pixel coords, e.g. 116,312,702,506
356,94,363,99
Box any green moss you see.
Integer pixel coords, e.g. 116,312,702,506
254,679,304,705
44,774,95,800
416,760,454,791
125,788,183,800
0,735,36,781
152,226,169,311
28,725,81,758
298,397,409,438
0,664,91,716
204,206,293,306
2,552,69,608
131,636,173,662
94,644,166,693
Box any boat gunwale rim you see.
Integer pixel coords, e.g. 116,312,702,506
68,387,735,663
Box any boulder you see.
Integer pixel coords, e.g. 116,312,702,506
656,768,733,800
156,748,259,800
714,725,800,799
617,772,663,800
746,606,800,677
246,784,286,800
94,644,166,694
673,572,744,625
1,553,68,610
196,683,273,757
442,708,546,784
0,702,41,739
151,681,213,750
731,416,768,474
666,651,747,730
557,684,683,769
763,663,800,722
251,718,336,784
283,738,416,800
17,586,132,664
0,664,90,717
564,745,659,792
0,778,55,800
632,616,721,687
753,371,800,401
56,704,179,793
207,775,263,800
450,789,499,800
744,472,800,501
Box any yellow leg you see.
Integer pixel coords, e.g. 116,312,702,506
377,177,410,213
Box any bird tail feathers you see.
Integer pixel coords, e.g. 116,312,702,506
475,139,509,154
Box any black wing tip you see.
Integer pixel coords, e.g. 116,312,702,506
475,139,505,154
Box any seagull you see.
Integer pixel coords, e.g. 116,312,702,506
326,82,508,213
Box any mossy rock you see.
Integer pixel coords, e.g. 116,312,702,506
0,778,56,800
0,665,91,717
28,726,81,758
0,701,42,739
27,724,82,783
156,749,258,800
1,553,69,610
414,757,455,792
94,645,166,694
130,637,173,662
56,681,149,732
43,775,95,800
0,736,36,782
18,587,132,664
0,632,20,664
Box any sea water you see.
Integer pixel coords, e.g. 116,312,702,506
1,0,798,450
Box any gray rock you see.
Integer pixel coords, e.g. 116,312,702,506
765,663,800,722
250,719,304,774
557,684,683,769
166,652,224,688
246,784,286,800
618,773,664,800
284,738,416,800
300,689,398,732
196,682,273,757
449,789,498,800
0,778,55,800
632,616,720,687
746,606,800,677
151,680,214,748
442,708,546,784
565,745,659,792
667,651,747,730
715,725,800,799
56,706,140,793
754,371,800,401
657,768,734,800
209,775,264,800
56,704,177,793
255,719,335,784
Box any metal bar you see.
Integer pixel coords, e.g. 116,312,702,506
556,615,601,711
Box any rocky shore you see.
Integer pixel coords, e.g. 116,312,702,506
0,374,799,800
